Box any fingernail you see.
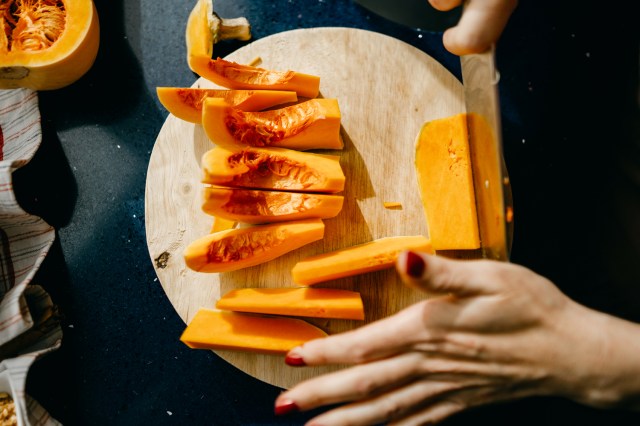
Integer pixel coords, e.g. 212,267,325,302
405,250,426,278
285,353,306,366
274,399,299,416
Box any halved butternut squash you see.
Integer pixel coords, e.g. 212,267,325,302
184,218,325,273
189,57,321,99
180,308,327,355
415,113,480,250
216,287,365,320
201,146,345,193
156,87,297,123
292,235,434,285
202,97,343,150
0,0,100,90
202,187,344,224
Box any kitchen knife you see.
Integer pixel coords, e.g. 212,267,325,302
460,45,513,261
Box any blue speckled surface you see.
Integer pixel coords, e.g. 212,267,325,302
13,0,639,425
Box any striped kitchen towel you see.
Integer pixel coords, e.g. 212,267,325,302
0,88,63,426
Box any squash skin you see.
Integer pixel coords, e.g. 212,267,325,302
202,187,344,224
201,146,345,193
180,308,327,355
0,0,100,90
156,87,297,123
216,288,365,320
202,97,343,150
184,218,325,273
415,113,480,250
292,235,433,285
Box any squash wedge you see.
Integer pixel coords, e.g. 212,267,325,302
180,308,327,355
156,87,297,123
202,97,343,150
201,146,345,193
202,187,344,224
184,218,325,273
292,235,434,285
216,287,365,320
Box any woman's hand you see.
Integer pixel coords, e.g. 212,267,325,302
275,251,640,425
429,0,518,55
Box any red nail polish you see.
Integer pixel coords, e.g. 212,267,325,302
274,400,299,416
285,353,306,366
406,251,425,278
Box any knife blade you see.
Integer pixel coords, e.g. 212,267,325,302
460,45,512,261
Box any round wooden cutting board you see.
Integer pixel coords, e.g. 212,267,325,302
145,27,464,389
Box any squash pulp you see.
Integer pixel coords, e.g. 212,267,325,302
156,87,297,123
180,309,327,355
184,218,325,273
202,187,344,224
202,97,343,150
201,146,345,193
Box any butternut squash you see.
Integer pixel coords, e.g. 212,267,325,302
292,235,433,285
201,146,345,193
210,216,236,233
202,187,344,224
184,218,325,273
216,288,365,320
415,113,480,250
156,87,297,123
0,0,100,90
202,97,343,150
180,308,327,355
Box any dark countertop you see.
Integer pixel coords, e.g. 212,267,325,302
12,0,639,425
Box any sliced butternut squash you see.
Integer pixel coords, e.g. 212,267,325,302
216,287,365,320
180,308,327,355
202,187,344,224
184,218,325,273
292,235,434,285
189,57,321,99
201,146,345,193
156,87,297,123
415,113,480,250
0,0,100,90
202,97,343,150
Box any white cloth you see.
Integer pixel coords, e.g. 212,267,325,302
0,88,63,426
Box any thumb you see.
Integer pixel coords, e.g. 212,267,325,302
396,250,501,297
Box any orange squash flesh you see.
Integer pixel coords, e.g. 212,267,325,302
415,113,480,250
189,57,321,99
292,235,434,285
180,308,327,355
201,146,345,193
210,216,236,233
216,288,365,320
184,218,325,273
202,187,344,224
156,87,298,123
202,97,343,150
0,0,100,90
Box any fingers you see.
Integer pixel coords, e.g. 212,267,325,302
286,301,433,367
396,250,503,297
431,0,518,55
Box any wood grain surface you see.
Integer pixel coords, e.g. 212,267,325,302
145,27,465,389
